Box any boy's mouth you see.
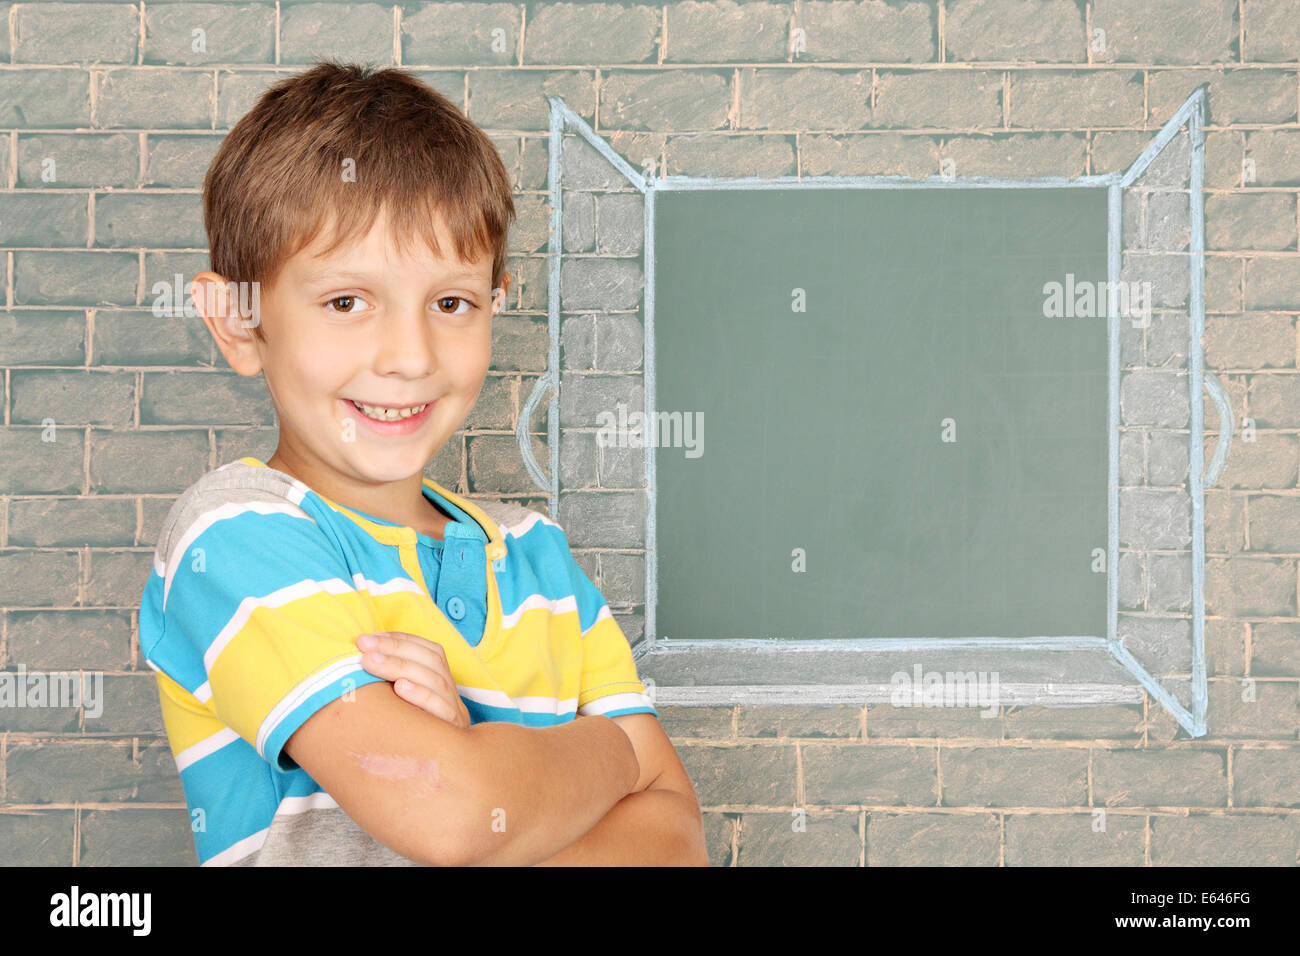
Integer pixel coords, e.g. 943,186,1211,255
345,398,433,422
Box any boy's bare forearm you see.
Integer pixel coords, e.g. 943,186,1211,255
459,714,640,866
531,786,708,866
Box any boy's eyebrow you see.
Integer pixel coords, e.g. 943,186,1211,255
296,267,491,289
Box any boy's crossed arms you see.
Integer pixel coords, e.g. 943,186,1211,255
284,629,707,867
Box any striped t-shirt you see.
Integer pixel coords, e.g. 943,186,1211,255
136,457,656,866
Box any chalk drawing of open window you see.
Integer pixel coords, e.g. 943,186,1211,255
518,87,1227,738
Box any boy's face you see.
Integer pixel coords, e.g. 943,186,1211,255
198,206,508,495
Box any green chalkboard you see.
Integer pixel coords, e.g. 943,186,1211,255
652,187,1111,640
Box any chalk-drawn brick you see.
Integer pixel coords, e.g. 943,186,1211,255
0,70,90,127
0,194,89,247
87,673,167,734
804,744,937,805
1145,190,1191,251
0,812,74,866
873,70,1002,130
514,192,554,254
83,551,153,608
1205,556,1296,618
8,496,136,548
1253,622,1300,676
5,609,133,670
1120,614,1192,674
1247,373,1300,429
1214,434,1298,489
1003,704,1144,739
469,70,596,131
89,431,210,494
602,70,731,131
94,69,213,129
18,133,137,188
558,371,643,427
1207,192,1296,250
867,811,999,865
1245,129,1300,186
665,132,796,179
141,371,274,426
0,310,83,368
866,703,1002,739
1149,68,1298,126
1121,370,1189,427
401,2,519,65
1248,495,1300,553
940,746,1087,806
701,811,734,866
561,314,596,370
657,705,734,739
80,809,199,866
461,374,514,430
561,134,628,190
598,439,642,488
0,550,79,607
596,192,643,257
556,490,644,547
143,135,222,188
1147,553,1192,612
216,70,287,128
144,2,276,64
561,190,594,252
1246,258,1300,312
796,0,935,62
486,313,549,372
94,310,213,368
1203,313,1295,369
948,0,1084,62
948,132,1087,177
800,132,939,177
1009,70,1144,128
467,433,546,493
738,68,872,130
1150,813,1300,865
1119,488,1191,548
1005,811,1145,864
0,427,85,494
595,313,643,370
11,370,135,428
1119,429,1143,484
560,258,642,312
737,705,862,739
1147,430,1188,485
1094,748,1228,806
13,2,138,64
592,551,644,605
1233,747,1300,806
737,811,860,866
95,194,207,249
1204,678,1300,738
280,2,393,64
678,742,798,806
1090,0,1237,65
664,1,787,63
525,2,659,64
1118,550,1144,609
1244,0,1300,62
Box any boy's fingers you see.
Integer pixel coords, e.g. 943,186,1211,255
393,679,459,724
356,631,450,671
360,652,455,696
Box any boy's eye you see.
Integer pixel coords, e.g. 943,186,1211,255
326,295,368,313
435,296,472,315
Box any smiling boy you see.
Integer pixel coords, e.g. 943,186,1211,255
135,62,706,866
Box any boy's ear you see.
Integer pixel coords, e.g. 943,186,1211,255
192,270,264,376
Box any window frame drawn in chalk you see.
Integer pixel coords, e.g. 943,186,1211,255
519,86,1226,739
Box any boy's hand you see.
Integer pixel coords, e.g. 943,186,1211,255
356,632,472,729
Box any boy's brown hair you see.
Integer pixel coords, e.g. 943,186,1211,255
203,61,516,341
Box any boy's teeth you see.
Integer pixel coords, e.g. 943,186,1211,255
351,400,428,421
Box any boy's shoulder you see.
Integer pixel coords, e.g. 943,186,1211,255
154,458,308,567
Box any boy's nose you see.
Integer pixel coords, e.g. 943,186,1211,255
373,305,438,377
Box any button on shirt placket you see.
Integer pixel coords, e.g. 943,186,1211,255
434,520,488,644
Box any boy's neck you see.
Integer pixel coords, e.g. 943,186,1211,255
264,449,452,540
